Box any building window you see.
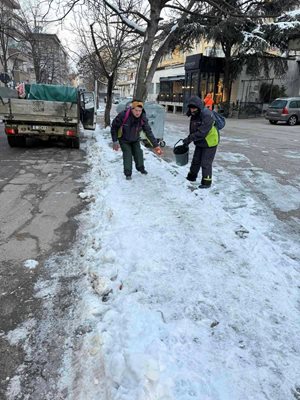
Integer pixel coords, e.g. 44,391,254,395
191,72,198,95
205,47,225,57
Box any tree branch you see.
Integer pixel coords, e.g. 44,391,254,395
90,23,110,78
102,0,146,35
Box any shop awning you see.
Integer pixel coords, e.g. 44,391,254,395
160,76,185,82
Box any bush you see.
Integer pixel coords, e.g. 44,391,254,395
259,83,286,103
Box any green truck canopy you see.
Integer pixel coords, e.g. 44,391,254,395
25,84,78,103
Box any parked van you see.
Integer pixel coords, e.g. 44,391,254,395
265,97,300,126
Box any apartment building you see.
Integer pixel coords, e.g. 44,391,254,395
0,0,34,86
115,66,135,98
31,33,70,85
1,0,70,88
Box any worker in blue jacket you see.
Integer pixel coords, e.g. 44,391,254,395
111,100,162,180
183,96,219,188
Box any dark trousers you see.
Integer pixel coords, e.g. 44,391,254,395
189,146,217,182
120,141,144,176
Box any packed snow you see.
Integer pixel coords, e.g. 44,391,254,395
58,122,299,400
6,120,300,400
23,259,39,269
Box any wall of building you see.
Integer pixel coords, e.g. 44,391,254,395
159,48,184,68
285,59,300,96
233,59,300,103
148,65,185,101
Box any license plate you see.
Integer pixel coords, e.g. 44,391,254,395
32,125,47,131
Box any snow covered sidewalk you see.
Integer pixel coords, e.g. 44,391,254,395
61,125,300,400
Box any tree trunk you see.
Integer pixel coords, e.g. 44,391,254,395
3,58,8,87
223,57,232,102
32,52,41,83
104,74,115,128
133,8,161,101
222,45,233,103
144,32,179,97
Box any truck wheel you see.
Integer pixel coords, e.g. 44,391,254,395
72,138,80,149
16,136,26,147
7,136,26,147
7,136,17,147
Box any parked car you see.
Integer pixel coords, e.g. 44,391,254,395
265,97,300,126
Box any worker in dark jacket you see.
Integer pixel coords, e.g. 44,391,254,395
183,95,219,188
111,100,162,180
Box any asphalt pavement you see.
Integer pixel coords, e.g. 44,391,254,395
0,123,90,398
164,112,300,186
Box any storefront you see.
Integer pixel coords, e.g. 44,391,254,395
183,54,225,111
158,75,185,104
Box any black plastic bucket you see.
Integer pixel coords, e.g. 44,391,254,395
173,140,189,166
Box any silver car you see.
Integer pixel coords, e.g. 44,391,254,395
265,97,300,126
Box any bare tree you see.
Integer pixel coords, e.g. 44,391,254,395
8,0,70,84
18,1,53,83
101,0,197,101
74,1,141,126
0,1,23,85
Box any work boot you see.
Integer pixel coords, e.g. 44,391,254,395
198,183,211,189
199,176,212,188
138,168,148,175
186,172,197,182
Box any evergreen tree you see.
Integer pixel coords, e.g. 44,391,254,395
171,0,300,102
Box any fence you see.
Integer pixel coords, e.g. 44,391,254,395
217,102,264,118
157,94,265,119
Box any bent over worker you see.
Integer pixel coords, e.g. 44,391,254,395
111,100,163,180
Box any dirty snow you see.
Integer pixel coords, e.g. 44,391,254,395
5,121,300,400
56,124,300,400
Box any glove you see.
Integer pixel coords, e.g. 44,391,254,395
113,142,120,151
154,146,163,156
182,138,190,146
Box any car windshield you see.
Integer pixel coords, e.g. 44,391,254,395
270,100,287,109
